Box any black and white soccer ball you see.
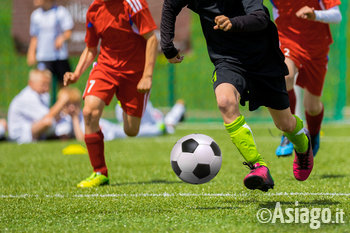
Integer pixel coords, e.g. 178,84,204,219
170,134,222,184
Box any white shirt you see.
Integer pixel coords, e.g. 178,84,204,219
30,5,74,61
8,86,53,143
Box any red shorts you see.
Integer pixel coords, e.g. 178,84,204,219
83,64,149,118
280,38,329,96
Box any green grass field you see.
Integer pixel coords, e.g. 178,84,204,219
1,123,350,232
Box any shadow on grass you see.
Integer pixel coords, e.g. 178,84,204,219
320,174,346,179
259,200,341,209
111,179,182,186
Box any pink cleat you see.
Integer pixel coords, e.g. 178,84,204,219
293,129,314,181
243,162,274,192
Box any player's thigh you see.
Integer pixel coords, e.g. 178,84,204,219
284,57,298,89
116,75,148,118
212,63,244,110
296,58,327,99
83,69,117,106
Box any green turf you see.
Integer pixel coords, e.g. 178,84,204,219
1,123,349,232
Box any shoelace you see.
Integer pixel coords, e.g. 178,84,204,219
297,151,310,169
243,162,255,170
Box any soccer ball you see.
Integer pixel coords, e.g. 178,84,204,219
170,134,222,184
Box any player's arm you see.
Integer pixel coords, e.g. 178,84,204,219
160,0,188,63
296,5,342,24
137,31,158,93
214,0,269,32
27,36,37,66
63,46,97,86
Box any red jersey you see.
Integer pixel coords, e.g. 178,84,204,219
271,0,341,57
85,0,157,74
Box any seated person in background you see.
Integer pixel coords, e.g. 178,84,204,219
8,69,70,144
0,118,7,140
55,87,186,141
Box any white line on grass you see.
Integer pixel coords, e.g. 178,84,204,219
1,192,350,199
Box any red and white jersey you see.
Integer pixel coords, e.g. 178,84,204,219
85,0,157,74
271,0,341,55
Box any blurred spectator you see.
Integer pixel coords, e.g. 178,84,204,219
27,0,74,88
55,88,186,141
8,69,70,144
0,119,7,140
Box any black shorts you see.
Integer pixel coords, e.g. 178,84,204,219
212,62,289,111
37,60,71,84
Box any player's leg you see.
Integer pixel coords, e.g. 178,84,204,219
216,83,266,166
276,57,298,156
77,95,109,188
77,70,116,188
122,113,142,137
296,56,327,157
304,89,323,156
268,108,313,181
215,80,273,192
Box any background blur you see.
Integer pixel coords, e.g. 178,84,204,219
1,0,349,122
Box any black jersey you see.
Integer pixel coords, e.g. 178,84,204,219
161,0,288,77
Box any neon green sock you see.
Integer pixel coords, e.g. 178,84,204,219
225,115,267,167
284,115,308,153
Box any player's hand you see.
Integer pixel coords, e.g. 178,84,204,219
63,72,79,86
137,76,152,93
296,6,316,21
168,53,184,64
214,15,232,31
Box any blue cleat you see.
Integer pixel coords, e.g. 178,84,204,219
276,135,294,157
310,133,320,157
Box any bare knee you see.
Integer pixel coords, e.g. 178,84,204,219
304,101,323,116
216,95,237,114
124,127,139,137
83,106,101,126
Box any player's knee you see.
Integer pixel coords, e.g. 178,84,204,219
83,107,101,125
124,127,139,137
216,95,237,113
304,103,322,116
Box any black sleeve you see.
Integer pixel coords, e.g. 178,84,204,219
160,0,188,59
229,10,269,32
228,0,269,32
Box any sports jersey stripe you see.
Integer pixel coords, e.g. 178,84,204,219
126,0,137,13
142,91,150,116
133,0,143,11
319,0,326,10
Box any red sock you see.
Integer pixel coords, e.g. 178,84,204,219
305,106,324,136
84,130,108,177
288,89,296,115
